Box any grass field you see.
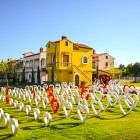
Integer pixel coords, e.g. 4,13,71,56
0,90,140,140
123,81,140,87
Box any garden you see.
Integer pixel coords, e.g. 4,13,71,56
0,79,140,140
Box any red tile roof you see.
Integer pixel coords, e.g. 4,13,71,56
92,54,97,59
48,38,93,50
96,53,115,59
49,41,56,45
74,43,93,50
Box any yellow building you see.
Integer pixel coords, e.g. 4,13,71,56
46,36,93,86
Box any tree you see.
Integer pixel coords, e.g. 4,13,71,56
8,61,17,84
132,62,140,77
0,60,9,86
126,63,133,76
119,64,125,70
119,64,126,76
110,62,114,78
96,66,99,79
120,62,140,78
131,62,140,82
37,66,41,85
51,66,54,84
22,67,25,82
32,67,35,84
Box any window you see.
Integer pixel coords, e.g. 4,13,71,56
63,55,69,66
106,55,108,59
29,74,31,79
82,56,88,64
48,44,50,48
105,62,108,67
65,41,68,46
41,59,45,65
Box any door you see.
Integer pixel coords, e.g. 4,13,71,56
75,74,80,86
63,55,69,66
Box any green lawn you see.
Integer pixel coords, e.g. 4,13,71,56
123,80,140,87
0,90,140,140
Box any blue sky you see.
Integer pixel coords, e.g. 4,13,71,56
0,0,140,67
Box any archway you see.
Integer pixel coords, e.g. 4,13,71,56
75,74,80,86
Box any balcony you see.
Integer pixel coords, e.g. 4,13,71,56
25,66,38,72
46,62,72,70
16,68,23,73
16,66,41,73
46,62,55,67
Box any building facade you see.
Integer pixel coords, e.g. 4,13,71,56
46,36,93,86
92,52,115,78
16,48,47,84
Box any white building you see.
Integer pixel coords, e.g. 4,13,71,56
16,48,47,84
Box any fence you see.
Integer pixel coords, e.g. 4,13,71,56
120,77,140,82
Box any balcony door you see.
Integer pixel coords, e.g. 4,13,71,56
63,55,69,66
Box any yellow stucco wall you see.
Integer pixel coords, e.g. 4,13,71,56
46,38,93,86
55,70,69,82
72,48,93,85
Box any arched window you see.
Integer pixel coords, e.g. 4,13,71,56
82,56,88,64
75,74,80,86
29,74,32,82
106,55,108,59
105,62,108,67
65,41,68,46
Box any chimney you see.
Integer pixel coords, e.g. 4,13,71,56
40,47,43,53
61,36,67,40
93,50,96,54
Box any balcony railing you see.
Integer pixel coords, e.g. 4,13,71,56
25,66,38,69
16,66,38,72
46,62,56,67
16,68,23,73
46,62,72,68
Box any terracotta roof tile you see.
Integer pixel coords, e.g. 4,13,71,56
96,53,115,59
49,41,56,45
48,38,93,50
24,51,46,58
74,43,93,50
22,52,34,55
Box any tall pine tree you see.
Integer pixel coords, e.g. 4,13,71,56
37,66,41,85
0,60,9,86
22,67,25,82
32,67,35,84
